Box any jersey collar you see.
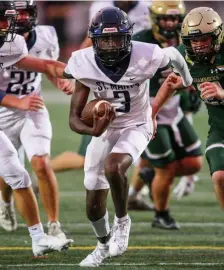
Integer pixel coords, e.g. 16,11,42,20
95,53,131,83
26,30,37,51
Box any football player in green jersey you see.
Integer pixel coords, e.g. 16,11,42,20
128,0,203,229
152,7,224,212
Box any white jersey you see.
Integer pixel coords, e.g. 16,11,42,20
89,1,151,34
65,41,169,128
0,25,59,98
0,34,28,69
163,47,192,87
151,95,183,125
151,47,193,125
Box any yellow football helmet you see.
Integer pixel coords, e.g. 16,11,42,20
181,7,224,61
149,0,185,39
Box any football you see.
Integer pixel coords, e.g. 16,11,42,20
81,99,113,127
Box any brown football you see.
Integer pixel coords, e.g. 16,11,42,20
81,99,112,127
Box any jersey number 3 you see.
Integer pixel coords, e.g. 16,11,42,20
6,71,38,95
113,91,131,113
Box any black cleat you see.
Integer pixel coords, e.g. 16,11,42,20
152,211,180,230
139,168,155,201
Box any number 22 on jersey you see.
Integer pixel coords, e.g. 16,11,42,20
6,71,38,95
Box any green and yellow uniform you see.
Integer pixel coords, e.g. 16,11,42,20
177,44,224,174
132,29,202,168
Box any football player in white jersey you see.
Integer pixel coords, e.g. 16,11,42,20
50,0,152,173
63,7,192,267
89,1,151,33
0,1,73,256
0,0,70,239
81,0,151,49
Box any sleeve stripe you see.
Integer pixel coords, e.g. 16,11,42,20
63,71,74,79
158,59,171,72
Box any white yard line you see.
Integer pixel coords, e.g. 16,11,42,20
16,222,224,229
1,262,224,268
58,190,216,197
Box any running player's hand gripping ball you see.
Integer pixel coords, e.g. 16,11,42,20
81,99,115,127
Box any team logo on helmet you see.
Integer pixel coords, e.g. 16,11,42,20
102,27,118,33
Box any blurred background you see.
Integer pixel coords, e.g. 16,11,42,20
37,1,224,61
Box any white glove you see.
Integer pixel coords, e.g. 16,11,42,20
173,176,197,200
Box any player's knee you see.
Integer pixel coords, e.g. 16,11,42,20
104,161,124,181
84,172,98,190
189,156,203,173
31,155,49,176
179,156,203,175
212,171,224,186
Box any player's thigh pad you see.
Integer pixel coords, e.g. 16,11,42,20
84,129,120,191
111,124,152,163
0,131,31,189
0,118,25,151
21,108,52,161
142,125,175,168
206,128,224,175
18,145,25,167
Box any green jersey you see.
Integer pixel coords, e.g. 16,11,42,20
177,44,224,131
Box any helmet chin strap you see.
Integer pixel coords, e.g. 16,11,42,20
187,48,215,64
99,50,130,68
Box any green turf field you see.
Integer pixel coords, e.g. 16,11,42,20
1,98,224,270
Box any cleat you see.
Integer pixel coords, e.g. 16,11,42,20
139,185,150,199
109,215,131,257
173,176,196,200
128,196,154,211
48,221,67,240
79,241,109,267
32,234,73,257
0,192,17,232
152,211,180,230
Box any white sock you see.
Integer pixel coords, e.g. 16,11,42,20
90,210,110,238
184,175,199,182
0,192,13,206
192,174,199,182
28,223,45,242
128,186,137,197
115,214,129,223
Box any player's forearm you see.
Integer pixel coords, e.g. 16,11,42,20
1,95,23,110
44,60,66,78
151,81,176,119
16,56,65,78
69,114,93,135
